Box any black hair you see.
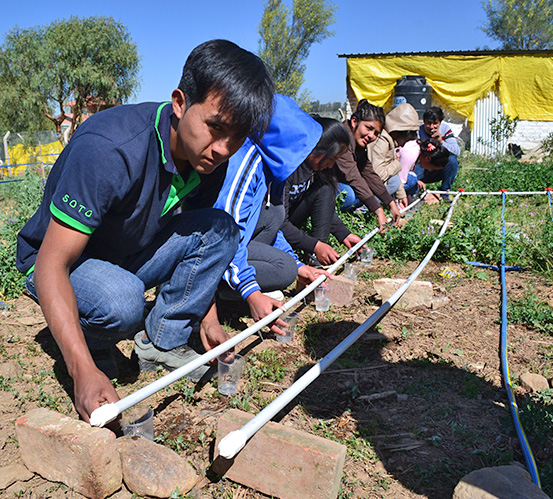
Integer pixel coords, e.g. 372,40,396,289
310,115,350,161
389,129,418,147
418,138,449,168
351,99,386,127
423,106,444,123
178,39,275,140
309,115,349,188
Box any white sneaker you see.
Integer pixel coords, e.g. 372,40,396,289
263,290,284,301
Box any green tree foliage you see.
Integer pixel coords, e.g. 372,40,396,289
0,16,141,140
258,0,336,105
481,0,553,49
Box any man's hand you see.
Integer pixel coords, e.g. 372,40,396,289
374,207,388,233
73,365,120,423
200,302,234,361
342,233,368,252
297,265,332,286
430,129,443,144
388,200,401,226
399,197,409,209
246,290,287,336
313,240,340,265
417,180,427,191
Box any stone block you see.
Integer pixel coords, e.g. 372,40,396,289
327,275,354,307
453,464,548,499
373,278,433,309
213,409,346,499
15,408,121,499
118,436,197,498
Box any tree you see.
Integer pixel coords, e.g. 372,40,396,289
258,0,336,106
481,0,553,49
0,16,141,141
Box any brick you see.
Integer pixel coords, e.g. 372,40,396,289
373,278,433,309
214,409,346,499
327,275,354,307
15,408,121,499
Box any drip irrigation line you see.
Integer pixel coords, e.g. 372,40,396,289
499,192,541,488
217,192,463,459
465,261,523,271
547,189,553,221
89,195,428,427
0,179,24,184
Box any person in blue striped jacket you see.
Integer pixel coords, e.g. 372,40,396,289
192,95,333,335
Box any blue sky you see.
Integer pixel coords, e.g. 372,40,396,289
2,0,494,104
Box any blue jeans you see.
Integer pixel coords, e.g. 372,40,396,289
404,172,420,196
26,209,239,350
338,176,401,211
415,154,459,193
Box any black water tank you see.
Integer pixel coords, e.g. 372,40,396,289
393,75,432,119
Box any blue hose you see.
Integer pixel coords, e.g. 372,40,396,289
548,190,553,221
0,179,24,184
500,191,541,487
465,261,523,271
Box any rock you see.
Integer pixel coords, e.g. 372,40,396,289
15,408,121,499
520,373,549,392
0,463,33,490
373,278,433,309
432,296,450,310
0,360,24,379
118,436,197,498
327,275,355,307
453,464,548,499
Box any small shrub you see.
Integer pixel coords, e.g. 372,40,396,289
0,168,46,299
508,290,553,335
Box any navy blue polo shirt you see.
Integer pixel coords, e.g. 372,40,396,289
16,102,200,274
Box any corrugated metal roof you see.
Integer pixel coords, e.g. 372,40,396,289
337,49,553,58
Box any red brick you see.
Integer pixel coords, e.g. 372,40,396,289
327,275,354,307
214,409,346,499
15,408,121,499
373,278,434,309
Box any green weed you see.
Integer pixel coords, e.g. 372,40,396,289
508,290,553,334
0,168,46,299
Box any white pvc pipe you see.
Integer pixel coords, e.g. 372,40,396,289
429,189,549,196
218,192,462,458
90,195,427,427
3,131,11,176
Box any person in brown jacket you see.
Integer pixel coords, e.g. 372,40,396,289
367,103,420,209
336,100,401,231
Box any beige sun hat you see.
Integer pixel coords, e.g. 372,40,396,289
385,103,420,133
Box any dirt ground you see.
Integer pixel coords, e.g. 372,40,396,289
0,259,552,498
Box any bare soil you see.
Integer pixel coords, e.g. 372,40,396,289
1,259,552,498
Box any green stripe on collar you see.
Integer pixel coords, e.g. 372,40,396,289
161,170,201,217
154,102,171,165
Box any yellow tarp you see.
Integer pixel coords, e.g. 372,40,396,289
347,53,553,126
3,140,63,176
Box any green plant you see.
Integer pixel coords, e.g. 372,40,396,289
508,289,553,334
541,131,553,158
0,168,46,299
